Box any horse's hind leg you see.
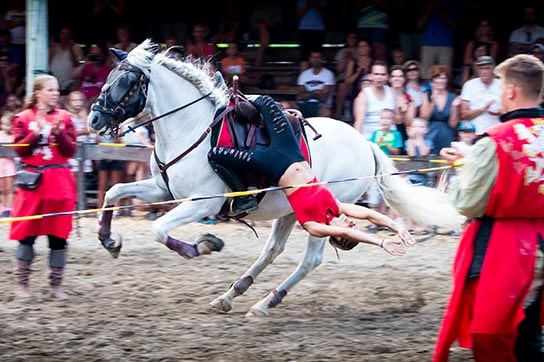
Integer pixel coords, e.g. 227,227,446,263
209,214,296,313
246,235,326,317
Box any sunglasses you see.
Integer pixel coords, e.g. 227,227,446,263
407,67,418,71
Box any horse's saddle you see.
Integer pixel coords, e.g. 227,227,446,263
210,97,313,191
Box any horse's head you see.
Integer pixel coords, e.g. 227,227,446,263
87,39,159,136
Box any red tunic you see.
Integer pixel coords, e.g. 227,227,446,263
286,177,340,226
9,108,77,240
433,117,544,361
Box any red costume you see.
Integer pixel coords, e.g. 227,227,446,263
286,177,340,226
10,108,77,240
433,115,544,361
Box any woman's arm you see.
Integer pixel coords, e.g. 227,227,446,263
302,221,406,256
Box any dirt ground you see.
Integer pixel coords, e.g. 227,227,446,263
0,212,475,362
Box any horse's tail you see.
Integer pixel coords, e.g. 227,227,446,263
368,142,465,231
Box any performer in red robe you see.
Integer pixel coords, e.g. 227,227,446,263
435,54,544,361
10,74,77,300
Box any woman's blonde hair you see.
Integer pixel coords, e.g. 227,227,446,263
24,74,58,109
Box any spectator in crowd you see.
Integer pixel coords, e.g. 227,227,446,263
532,42,544,63
356,0,389,62
460,40,492,86
333,32,358,120
508,5,544,57
185,23,219,61
434,54,544,362
0,51,17,110
10,74,77,300
296,0,328,70
108,23,138,68
344,39,374,124
0,102,16,218
389,65,415,151
219,42,250,89
462,18,499,74
370,108,403,156
95,133,125,219
417,0,458,78
49,27,85,105
390,0,424,60
403,59,430,117
450,121,477,157
64,90,94,187
459,56,502,136
404,117,433,232
4,0,26,83
353,60,395,140
211,0,242,44
249,1,283,66
367,108,403,218
0,28,18,68
419,64,460,155
390,47,407,67
121,115,153,215
296,50,336,118
72,45,112,104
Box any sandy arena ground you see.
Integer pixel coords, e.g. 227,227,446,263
0,211,475,362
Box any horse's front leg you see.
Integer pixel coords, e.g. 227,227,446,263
209,214,296,313
247,234,326,317
98,179,169,258
150,200,225,259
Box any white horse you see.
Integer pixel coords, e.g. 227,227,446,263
87,39,462,317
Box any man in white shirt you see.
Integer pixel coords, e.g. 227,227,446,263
296,50,336,117
460,56,502,135
508,5,544,56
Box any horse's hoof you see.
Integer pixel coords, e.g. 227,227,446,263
99,232,123,259
245,306,269,318
196,233,224,255
209,297,232,313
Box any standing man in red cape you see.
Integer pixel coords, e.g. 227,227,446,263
435,54,544,361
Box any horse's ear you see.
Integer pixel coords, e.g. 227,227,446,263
110,48,128,61
213,71,226,88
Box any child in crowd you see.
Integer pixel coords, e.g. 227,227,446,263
404,117,434,233
366,108,403,229
451,121,477,156
369,108,403,156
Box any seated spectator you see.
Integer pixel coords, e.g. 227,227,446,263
333,32,358,120
72,45,112,104
462,18,499,71
0,51,17,109
185,23,219,61
460,40,492,86
508,5,544,56
108,24,138,68
211,0,241,44
49,27,85,103
296,50,336,118
219,42,250,88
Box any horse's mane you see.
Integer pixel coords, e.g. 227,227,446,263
126,39,228,109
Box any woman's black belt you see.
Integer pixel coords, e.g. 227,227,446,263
21,163,71,170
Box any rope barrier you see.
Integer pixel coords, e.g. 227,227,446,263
0,163,454,224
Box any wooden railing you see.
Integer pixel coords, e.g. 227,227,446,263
0,144,451,213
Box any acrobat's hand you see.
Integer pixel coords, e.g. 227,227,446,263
382,239,406,256
250,95,290,135
398,227,416,246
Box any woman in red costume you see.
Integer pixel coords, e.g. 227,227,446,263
10,74,77,300
208,95,415,256
436,54,544,361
